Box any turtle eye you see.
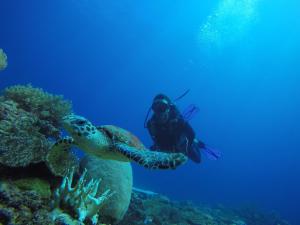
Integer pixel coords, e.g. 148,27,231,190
76,120,86,125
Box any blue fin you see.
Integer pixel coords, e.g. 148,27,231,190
182,104,199,121
202,147,221,160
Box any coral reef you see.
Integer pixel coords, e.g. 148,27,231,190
0,84,78,176
12,177,51,199
234,205,291,225
0,180,54,225
0,49,7,71
120,189,220,225
120,188,291,225
0,178,291,225
0,100,50,167
51,167,113,225
80,155,133,224
3,84,72,138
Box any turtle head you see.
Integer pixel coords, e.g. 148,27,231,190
62,114,111,156
62,114,97,139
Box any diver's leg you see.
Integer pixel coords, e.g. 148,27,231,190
176,134,189,155
187,140,201,163
194,139,221,160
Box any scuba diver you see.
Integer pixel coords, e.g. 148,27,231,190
144,92,220,163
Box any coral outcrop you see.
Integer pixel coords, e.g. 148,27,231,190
51,167,113,225
0,100,50,167
12,177,51,199
120,188,291,225
0,180,53,225
3,84,72,138
0,84,78,176
80,155,133,224
0,49,7,71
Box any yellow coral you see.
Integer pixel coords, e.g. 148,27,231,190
0,49,7,71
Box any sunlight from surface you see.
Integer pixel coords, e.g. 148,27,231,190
199,0,259,49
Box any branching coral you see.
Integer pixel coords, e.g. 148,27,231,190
51,168,114,225
0,48,7,71
3,84,72,138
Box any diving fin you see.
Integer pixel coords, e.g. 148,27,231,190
202,147,221,160
196,140,221,160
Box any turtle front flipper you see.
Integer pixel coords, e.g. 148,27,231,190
113,143,187,169
52,136,75,151
46,136,79,177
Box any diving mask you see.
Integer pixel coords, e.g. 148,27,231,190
152,99,170,113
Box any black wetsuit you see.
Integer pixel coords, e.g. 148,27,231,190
147,104,196,155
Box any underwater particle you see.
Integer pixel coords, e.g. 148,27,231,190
198,0,259,49
51,167,114,225
0,49,7,71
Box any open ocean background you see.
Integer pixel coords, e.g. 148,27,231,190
1,0,299,224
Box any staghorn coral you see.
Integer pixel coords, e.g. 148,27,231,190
0,49,7,71
80,155,133,224
51,168,114,225
0,100,51,167
3,84,72,138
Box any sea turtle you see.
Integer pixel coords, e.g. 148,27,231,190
49,114,187,169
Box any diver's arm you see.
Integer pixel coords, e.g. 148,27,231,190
183,121,196,142
173,119,194,152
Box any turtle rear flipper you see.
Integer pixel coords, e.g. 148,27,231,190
113,143,187,169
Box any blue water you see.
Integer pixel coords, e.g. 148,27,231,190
1,0,299,223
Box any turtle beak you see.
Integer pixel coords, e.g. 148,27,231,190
61,114,76,133
61,114,89,136
62,115,72,125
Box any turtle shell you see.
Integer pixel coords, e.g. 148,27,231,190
97,125,146,150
